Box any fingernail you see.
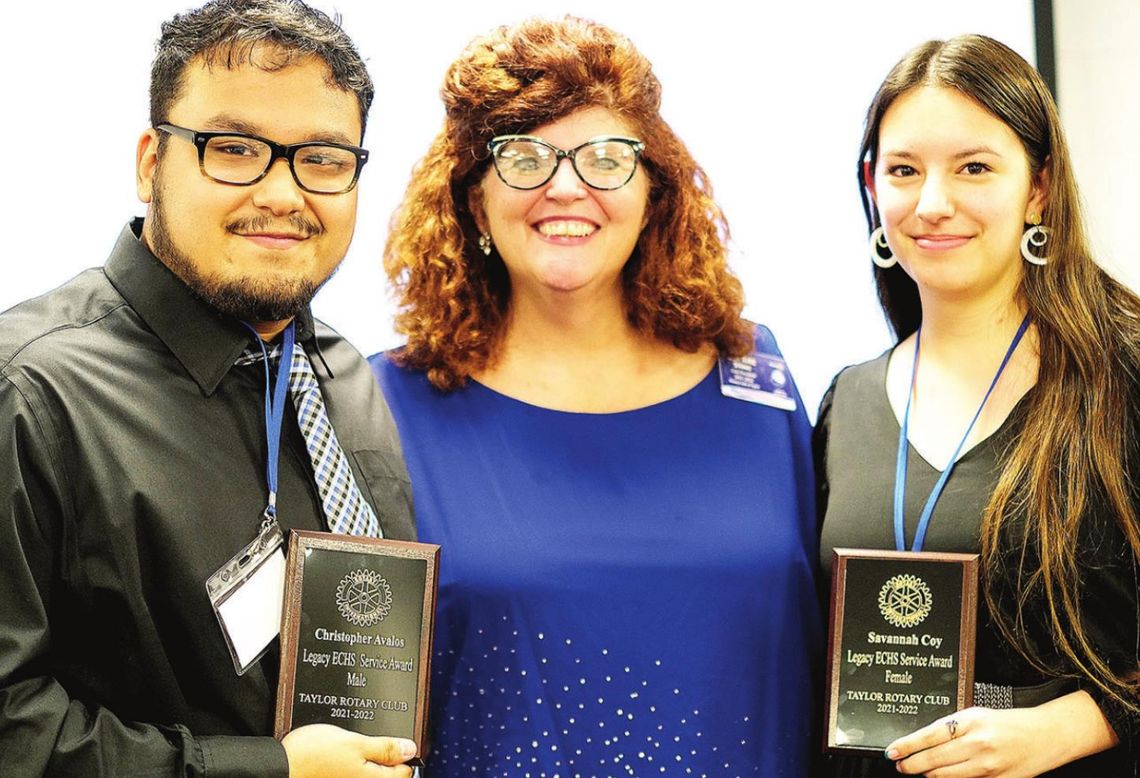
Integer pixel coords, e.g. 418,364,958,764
399,739,418,759
883,747,899,760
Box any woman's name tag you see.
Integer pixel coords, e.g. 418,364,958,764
717,351,797,410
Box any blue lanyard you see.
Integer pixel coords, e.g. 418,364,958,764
243,322,295,521
893,315,1030,552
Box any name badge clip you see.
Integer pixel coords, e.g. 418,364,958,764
717,351,797,411
206,519,287,675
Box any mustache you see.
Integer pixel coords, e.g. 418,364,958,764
226,215,323,238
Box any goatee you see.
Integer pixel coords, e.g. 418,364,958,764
146,184,332,323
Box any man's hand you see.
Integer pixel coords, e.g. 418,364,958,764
282,724,417,777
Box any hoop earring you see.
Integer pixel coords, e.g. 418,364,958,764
478,233,493,256
869,226,896,268
1020,224,1051,266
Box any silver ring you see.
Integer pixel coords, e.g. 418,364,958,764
946,719,959,739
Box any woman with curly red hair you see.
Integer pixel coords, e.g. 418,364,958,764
371,17,821,775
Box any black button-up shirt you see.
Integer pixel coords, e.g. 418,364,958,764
0,221,416,776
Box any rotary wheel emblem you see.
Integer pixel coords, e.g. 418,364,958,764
878,574,933,628
336,569,392,627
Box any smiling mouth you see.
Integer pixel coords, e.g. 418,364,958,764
914,235,971,250
536,220,597,238
235,232,309,250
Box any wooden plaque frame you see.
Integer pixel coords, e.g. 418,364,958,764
825,548,978,754
275,530,439,764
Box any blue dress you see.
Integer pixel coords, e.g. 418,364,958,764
370,328,821,777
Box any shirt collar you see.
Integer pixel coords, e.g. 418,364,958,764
104,219,317,396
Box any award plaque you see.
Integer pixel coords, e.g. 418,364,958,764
825,549,978,754
275,530,439,763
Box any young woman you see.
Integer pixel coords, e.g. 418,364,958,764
816,35,1140,777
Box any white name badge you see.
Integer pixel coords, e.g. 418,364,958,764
206,522,286,675
718,351,797,411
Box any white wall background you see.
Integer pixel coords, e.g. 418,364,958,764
1054,0,1140,293
2,2,1046,415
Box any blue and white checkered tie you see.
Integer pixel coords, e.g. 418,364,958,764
237,340,381,537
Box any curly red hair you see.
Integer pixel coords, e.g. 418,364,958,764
385,16,751,390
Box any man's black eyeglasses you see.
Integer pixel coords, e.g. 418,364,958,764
155,123,369,195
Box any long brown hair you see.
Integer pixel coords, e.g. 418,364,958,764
384,16,751,390
859,35,1140,710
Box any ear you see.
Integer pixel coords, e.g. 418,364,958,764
136,129,160,204
863,159,877,202
1026,157,1051,222
467,181,489,235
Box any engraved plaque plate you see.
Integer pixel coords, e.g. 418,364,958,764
275,530,439,764
825,549,978,754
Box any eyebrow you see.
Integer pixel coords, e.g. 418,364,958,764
201,113,358,146
880,146,1003,160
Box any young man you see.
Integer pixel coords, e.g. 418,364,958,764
0,2,416,775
